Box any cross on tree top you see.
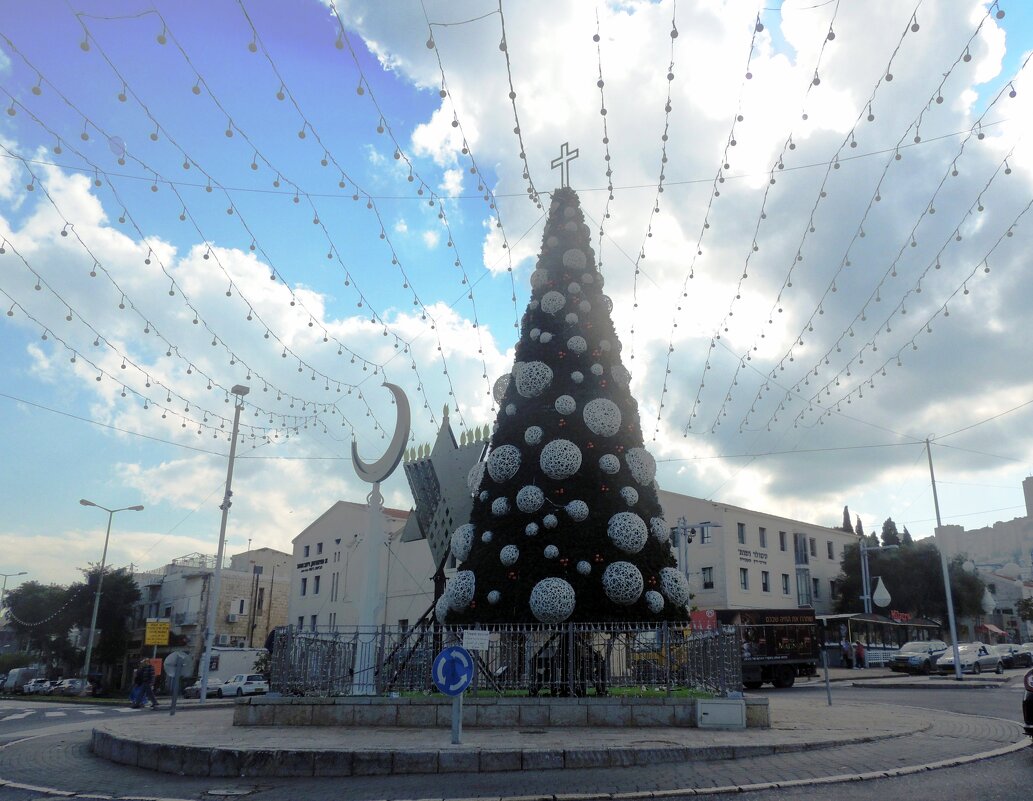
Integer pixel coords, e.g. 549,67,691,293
551,141,579,188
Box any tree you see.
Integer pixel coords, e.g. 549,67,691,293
880,518,901,547
3,581,78,661
1016,597,1033,623
901,526,914,546
841,506,853,533
68,566,140,669
854,516,865,538
442,187,686,624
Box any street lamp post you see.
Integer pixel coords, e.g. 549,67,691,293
198,384,249,705
0,571,27,618
858,540,898,615
78,500,144,681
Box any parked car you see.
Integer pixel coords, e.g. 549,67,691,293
937,642,1003,675
23,678,52,695
889,640,948,674
1023,667,1033,738
991,644,1032,670
217,673,268,697
1013,643,1033,668
182,680,220,699
52,678,91,696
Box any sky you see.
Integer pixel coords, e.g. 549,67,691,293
1,0,1033,588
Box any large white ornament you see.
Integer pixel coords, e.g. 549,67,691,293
530,268,549,289
578,300,591,313
451,523,475,561
620,487,639,506
660,567,691,607
599,454,620,474
577,560,592,575
554,395,576,415
562,248,587,270
516,485,545,513
607,512,648,554
445,571,475,610
487,590,501,605
543,513,558,529
481,530,494,543
583,398,621,437
601,295,614,313
434,594,450,623
602,562,643,605
505,403,516,416
565,312,579,325
525,523,539,536
491,496,511,516
565,500,589,521
479,490,489,502
546,235,559,248
500,545,519,566
645,590,665,614
540,332,554,344
530,327,541,340
467,462,486,494
611,364,631,386
591,363,604,376
649,518,670,544
529,577,577,623
600,340,612,352
625,447,657,486
567,335,587,354
516,361,553,398
540,439,582,480
568,282,581,294
571,371,584,384
581,272,595,284
524,426,544,446
492,374,511,403
487,444,521,482
541,291,566,315
544,544,559,559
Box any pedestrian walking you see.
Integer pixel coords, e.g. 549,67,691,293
131,659,159,709
853,640,865,670
840,638,853,669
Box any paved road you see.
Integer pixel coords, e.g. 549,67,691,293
0,680,1026,800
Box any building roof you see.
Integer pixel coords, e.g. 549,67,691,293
291,499,409,544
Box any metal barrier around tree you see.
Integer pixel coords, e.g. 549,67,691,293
269,622,742,697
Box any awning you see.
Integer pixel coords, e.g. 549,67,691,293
977,623,1007,636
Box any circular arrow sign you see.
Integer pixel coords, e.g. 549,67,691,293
432,646,474,697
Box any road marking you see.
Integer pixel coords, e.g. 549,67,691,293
112,707,140,713
44,711,67,718
0,711,34,721
79,709,104,715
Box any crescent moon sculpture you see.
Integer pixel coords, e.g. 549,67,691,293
351,382,411,484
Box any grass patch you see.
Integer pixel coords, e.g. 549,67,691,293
396,686,713,699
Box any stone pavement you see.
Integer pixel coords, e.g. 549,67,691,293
0,692,1027,800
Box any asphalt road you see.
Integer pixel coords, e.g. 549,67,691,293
0,680,1027,801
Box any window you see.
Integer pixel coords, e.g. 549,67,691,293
779,531,787,551
737,522,746,544
759,527,767,548
702,566,714,590
297,616,304,630
739,568,749,591
827,540,835,560
313,575,321,595
793,533,809,564
797,570,813,606
812,577,821,599
163,605,172,618
317,542,323,555
398,619,409,631
310,614,318,631
761,571,770,592
303,545,310,558
830,580,837,598
809,537,817,557
257,587,265,613
237,598,247,615
300,577,307,596
701,527,712,544
781,573,790,594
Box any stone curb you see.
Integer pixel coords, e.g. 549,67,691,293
850,680,1006,690
88,724,921,778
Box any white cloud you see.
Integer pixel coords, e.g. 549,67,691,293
422,229,440,248
440,168,463,197
394,218,408,233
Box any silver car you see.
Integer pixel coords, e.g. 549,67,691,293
937,642,1004,675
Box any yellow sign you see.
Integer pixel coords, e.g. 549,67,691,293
144,619,170,646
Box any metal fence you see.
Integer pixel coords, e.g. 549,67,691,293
269,622,742,698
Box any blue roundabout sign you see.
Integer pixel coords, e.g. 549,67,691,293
432,646,475,697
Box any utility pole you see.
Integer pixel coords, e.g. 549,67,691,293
927,438,963,680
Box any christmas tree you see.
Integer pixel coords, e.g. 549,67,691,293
438,187,689,624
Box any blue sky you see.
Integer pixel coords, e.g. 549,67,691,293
2,0,1033,586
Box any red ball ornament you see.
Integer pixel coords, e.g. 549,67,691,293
593,553,604,563
586,441,595,449
559,558,569,566
599,380,607,387
558,351,566,359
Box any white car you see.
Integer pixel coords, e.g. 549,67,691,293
216,673,268,697
23,678,51,695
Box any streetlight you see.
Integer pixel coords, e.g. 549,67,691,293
0,571,27,618
198,384,249,704
670,519,721,582
859,540,898,615
78,499,144,681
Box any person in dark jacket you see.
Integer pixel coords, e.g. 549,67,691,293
132,659,159,709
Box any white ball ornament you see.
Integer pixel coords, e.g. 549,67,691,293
516,485,545,513
506,403,516,416
524,426,543,446
487,590,501,605
608,512,648,553
445,570,475,610
581,272,594,284
562,206,576,219
649,518,670,544
525,522,539,536
540,439,582,480
600,340,612,352
492,374,511,403
528,300,539,310
481,530,494,543
530,327,541,340
434,594,450,623
554,395,576,415
579,300,591,313
544,544,559,559
529,577,577,623
660,567,691,607
645,590,665,614
565,500,589,521
499,545,519,566
583,398,621,436
601,295,614,313
562,248,587,270
565,312,579,325
611,364,631,386
591,363,604,376
515,361,553,398
599,454,620,474
467,462,486,494
602,562,643,605
567,335,587,354
479,491,489,502
625,447,657,486
571,371,584,384
491,496,511,516
487,444,521,482
530,268,548,289
543,513,558,529
577,560,592,575
546,235,559,248
620,486,639,506
450,523,475,561
541,290,566,315
567,282,581,294
540,332,554,344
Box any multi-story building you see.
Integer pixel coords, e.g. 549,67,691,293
130,547,291,667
